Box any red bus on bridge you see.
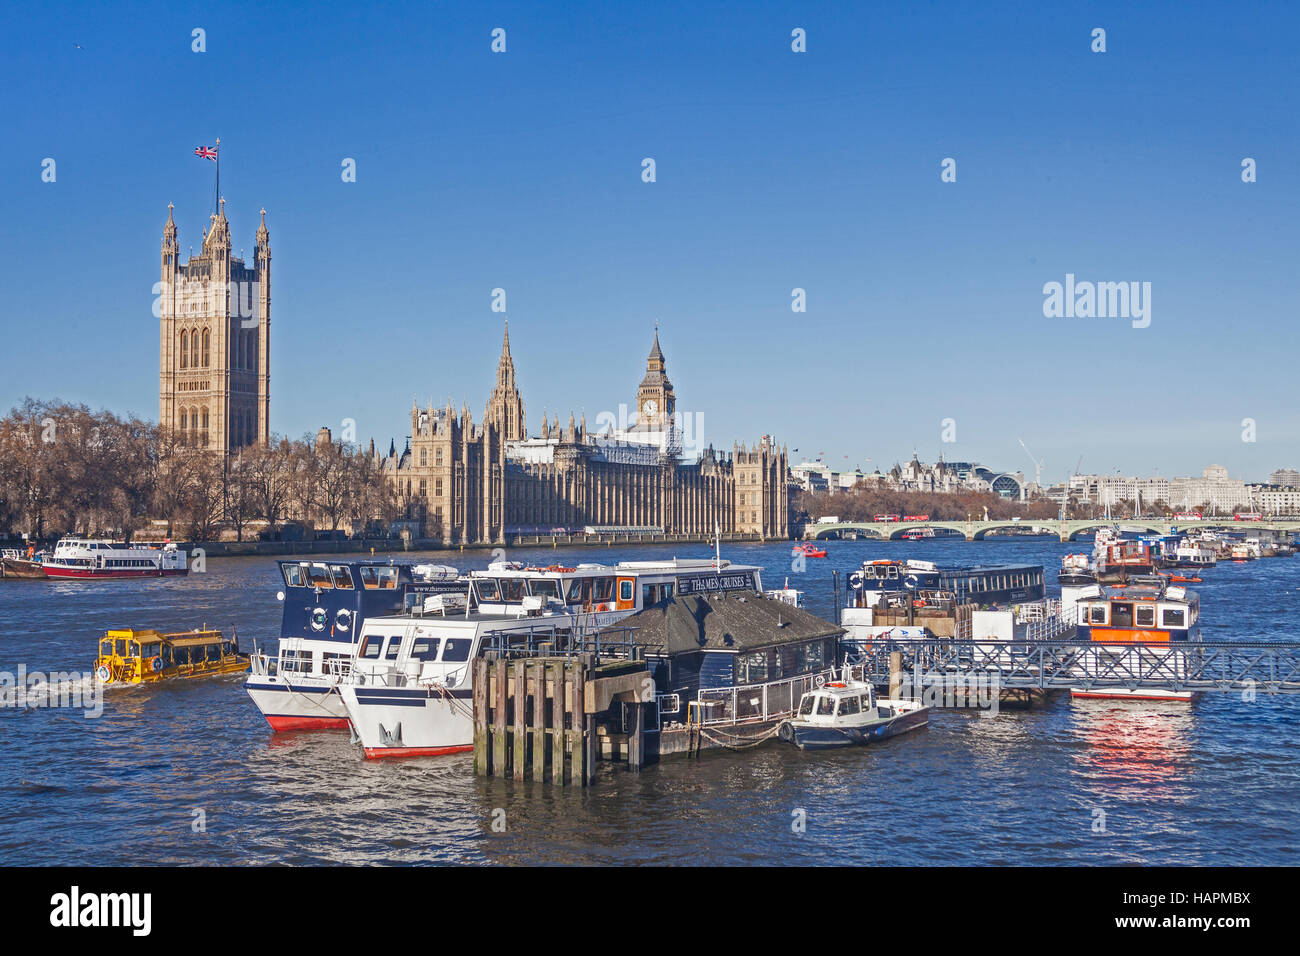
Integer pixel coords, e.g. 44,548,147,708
873,514,901,522
903,514,930,521
1234,512,1264,521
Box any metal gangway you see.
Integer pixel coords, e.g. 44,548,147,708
845,637,1300,695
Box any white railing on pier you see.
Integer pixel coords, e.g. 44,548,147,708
694,667,837,726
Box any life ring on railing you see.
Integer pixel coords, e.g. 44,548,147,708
913,600,925,608
150,656,164,673
595,603,608,612
848,571,864,589
95,664,111,682
336,608,353,631
814,674,827,688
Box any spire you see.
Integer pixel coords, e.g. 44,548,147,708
162,203,178,255
256,207,269,248
647,323,664,367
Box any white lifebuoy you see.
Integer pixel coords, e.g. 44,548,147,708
150,656,164,673
95,665,111,682
310,607,328,631
336,608,353,631
848,571,864,589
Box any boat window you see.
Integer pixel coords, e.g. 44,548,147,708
838,695,860,716
1135,606,1156,627
816,696,835,716
410,638,441,661
1088,605,1107,625
619,579,634,602
360,635,384,659
798,696,815,716
859,695,872,711
100,639,111,655
306,563,333,588
528,578,560,599
1111,602,1134,628
384,638,402,661
442,638,472,662
565,578,590,604
115,639,128,656
1162,608,1186,628
498,578,526,602
475,578,501,601
330,565,355,590
592,577,614,602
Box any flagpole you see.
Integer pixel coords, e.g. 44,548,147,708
214,137,220,215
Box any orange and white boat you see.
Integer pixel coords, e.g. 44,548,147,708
792,543,828,558
1070,576,1201,701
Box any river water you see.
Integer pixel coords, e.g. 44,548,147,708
1,537,1297,865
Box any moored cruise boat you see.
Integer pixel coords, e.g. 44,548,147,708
846,559,1045,609
339,557,769,758
1070,577,1201,701
43,537,187,579
246,559,469,731
1058,552,1096,586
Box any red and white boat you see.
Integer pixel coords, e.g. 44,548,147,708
793,543,828,558
42,537,188,579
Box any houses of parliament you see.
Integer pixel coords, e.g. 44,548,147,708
156,200,789,545
381,324,791,546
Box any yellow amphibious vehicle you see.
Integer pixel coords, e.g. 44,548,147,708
93,628,248,684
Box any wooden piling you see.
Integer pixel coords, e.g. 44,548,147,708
571,665,586,784
512,660,526,781
551,664,566,783
473,657,489,774
531,661,547,782
493,657,508,775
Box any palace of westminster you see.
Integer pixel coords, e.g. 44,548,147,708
156,201,791,545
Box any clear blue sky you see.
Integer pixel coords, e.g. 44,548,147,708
2,1,1297,484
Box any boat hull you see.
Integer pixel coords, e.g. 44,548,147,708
246,677,349,730
779,705,930,750
44,567,188,579
1070,688,1194,702
338,683,474,759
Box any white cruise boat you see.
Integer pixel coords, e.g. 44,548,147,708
42,537,187,579
338,557,768,758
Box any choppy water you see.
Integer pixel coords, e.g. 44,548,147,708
1,537,1297,865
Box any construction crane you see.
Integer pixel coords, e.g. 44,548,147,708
1017,438,1044,489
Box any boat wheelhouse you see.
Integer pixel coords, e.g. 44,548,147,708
1058,553,1096,586
94,628,247,683
43,538,187,579
1070,577,1201,701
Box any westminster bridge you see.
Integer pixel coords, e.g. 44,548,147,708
805,518,1300,543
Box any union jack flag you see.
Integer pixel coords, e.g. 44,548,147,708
194,145,218,161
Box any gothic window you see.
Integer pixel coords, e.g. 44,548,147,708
419,448,428,466
179,409,188,433
180,330,189,369
435,448,443,466
419,479,427,498
435,479,443,497
202,328,211,368
201,408,210,445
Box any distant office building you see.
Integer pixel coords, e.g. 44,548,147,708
1268,468,1300,488
1168,465,1250,512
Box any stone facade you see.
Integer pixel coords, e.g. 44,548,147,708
158,200,271,453
382,327,790,545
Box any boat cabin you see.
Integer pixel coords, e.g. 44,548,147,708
796,681,882,724
1074,580,1199,643
94,627,246,683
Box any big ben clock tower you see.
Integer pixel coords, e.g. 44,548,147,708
636,327,675,429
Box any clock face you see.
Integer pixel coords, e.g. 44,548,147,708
642,399,658,416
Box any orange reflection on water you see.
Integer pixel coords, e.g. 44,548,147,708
1070,698,1196,802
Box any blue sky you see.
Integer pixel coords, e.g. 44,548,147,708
2,1,1297,484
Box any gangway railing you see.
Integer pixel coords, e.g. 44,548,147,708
843,637,1300,695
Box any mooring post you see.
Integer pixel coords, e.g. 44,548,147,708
551,662,566,784
473,657,489,775
889,650,904,700
493,657,508,776
531,660,547,782
513,660,527,781
571,664,586,785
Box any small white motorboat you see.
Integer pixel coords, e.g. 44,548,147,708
778,674,929,750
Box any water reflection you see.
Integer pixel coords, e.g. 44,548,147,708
1069,697,1195,801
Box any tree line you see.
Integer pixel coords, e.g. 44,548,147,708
794,486,1061,525
0,399,403,543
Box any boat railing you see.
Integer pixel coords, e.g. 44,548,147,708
693,667,838,726
249,651,276,677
